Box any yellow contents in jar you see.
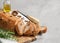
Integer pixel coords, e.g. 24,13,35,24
3,4,11,12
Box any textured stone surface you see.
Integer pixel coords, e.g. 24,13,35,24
0,0,60,43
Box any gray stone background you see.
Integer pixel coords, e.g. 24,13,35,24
0,0,60,43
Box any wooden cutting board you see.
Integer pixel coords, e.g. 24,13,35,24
16,36,36,43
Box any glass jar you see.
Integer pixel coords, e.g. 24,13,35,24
3,0,11,12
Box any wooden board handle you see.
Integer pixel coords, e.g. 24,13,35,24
41,26,47,33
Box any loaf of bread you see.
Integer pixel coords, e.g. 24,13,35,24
0,11,47,36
